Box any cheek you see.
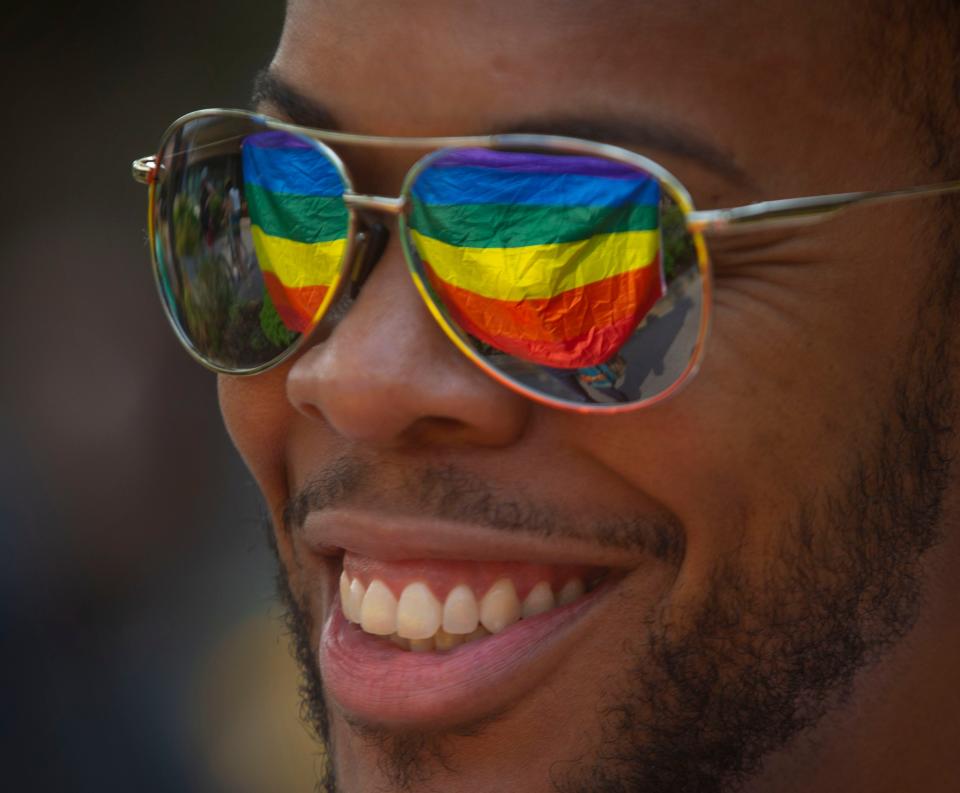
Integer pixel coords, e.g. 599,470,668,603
560,217,925,585
218,368,294,514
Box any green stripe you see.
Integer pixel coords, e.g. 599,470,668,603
245,184,349,244
407,200,658,248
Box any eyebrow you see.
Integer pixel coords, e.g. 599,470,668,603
252,69,340,130
252,69,748,185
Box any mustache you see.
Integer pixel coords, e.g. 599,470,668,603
281,456,685,565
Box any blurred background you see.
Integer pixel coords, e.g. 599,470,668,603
1,3,321,790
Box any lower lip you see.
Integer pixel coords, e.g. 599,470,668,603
318,578,614,728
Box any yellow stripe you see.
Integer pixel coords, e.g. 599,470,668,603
409,229,659,301
251,225,346,287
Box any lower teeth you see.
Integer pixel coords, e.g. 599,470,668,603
388,626,491,652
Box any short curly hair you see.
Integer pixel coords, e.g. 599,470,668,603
878,2,960,177
875,2,960,306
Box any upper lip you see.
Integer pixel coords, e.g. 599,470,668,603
301,507,646,567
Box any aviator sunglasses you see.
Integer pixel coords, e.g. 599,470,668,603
133,109,960,413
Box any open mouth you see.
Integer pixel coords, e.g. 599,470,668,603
304,509,642,728
318,554,621,728
339,555,610,652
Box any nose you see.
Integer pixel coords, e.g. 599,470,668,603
285,228,530,448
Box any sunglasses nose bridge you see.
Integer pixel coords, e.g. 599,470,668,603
347,212,392,299
341,193,407,299
343,192,406,215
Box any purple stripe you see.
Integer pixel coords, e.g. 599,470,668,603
244,130,315,150
432,148,647,180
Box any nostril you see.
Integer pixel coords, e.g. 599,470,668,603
299,402,323,420
402,415,465,444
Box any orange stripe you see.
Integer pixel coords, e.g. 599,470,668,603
263,271,330,334
424,259,663,368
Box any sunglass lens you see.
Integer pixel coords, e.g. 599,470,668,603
403,147,705,408
151,116,350,371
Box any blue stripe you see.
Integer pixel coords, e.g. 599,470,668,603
431,148,646,180
243,130,315,150
411,164,660,208
242,134,345,197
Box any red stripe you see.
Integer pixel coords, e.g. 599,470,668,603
262,271,330,333
424,259,663,368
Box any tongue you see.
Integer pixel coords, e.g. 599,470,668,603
343,555,599,601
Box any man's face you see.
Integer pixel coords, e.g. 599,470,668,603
219,2,958,791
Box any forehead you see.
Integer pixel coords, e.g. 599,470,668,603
273,0,904,197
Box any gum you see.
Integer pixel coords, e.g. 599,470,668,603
342,554,602,601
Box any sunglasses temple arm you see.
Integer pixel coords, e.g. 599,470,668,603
686,178,960,234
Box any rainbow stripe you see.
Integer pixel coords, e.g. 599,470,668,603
242,131,348,333
408,149,664,368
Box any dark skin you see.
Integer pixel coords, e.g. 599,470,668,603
219,1,960,790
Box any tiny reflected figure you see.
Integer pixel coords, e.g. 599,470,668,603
575,355,629,403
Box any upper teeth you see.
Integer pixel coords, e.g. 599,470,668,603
339,572,589,649
444,583,480,634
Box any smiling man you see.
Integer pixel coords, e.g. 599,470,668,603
133,1,960,791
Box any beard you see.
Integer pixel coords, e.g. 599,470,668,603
270,268,955,793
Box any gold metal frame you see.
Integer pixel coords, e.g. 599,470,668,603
131,108,960,413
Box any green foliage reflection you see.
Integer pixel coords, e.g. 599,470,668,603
661,203,696,282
